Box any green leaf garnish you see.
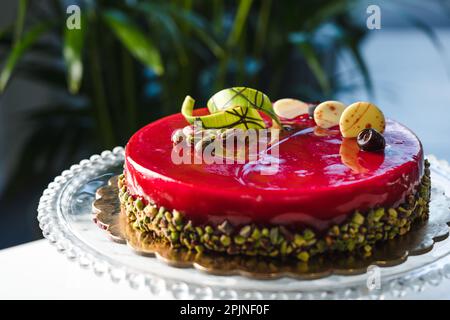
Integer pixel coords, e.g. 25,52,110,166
181,87,281,130
181,95,266,130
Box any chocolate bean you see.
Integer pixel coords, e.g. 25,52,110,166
357,128,386,152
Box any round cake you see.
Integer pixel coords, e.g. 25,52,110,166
118,91,430,261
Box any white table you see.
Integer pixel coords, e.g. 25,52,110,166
0,240,449,299
0,240,164,299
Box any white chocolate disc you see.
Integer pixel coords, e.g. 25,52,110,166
339,101,385,138
313,100,346,129
273,98,309,119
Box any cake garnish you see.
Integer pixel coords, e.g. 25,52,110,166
273,98,309,119
313,100,346,128
181,87,281,130
194,130,218,153
357,128,386,152
339,101,385,138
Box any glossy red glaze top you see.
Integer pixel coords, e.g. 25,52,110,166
124,109,424,230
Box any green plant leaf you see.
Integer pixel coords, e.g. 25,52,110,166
338,25,373,97
212,0,225,34
63,21,85,94
382,0,444,52
227,0,254,47
138,3,188,65
134,2,224,58
305,0,349,30
291,33,331,94
253,0,272,57
347,42,373,97
0,22,49,93
403,13,444,52
14,0,28,41
103,10,164,75
191,24,225,58
167,7,225,58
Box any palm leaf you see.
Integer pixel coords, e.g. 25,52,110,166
227,0,254,47
103,10,164,75
290,33,331,94
0,22,49,92
14,0,28,41
340,32,373,97
305,0,350,30
402,13,445,55
348,43,372,97
63,19,85,94
136,3,188,65
253,0,272,57
167,7,225,58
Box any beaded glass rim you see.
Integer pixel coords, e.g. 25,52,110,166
37,147,450,299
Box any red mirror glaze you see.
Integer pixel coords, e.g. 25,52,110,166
125,109,423,231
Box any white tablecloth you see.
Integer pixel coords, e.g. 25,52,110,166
0,240,449,299
0,240,163,299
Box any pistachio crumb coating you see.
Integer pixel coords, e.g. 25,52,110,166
118,160,431,261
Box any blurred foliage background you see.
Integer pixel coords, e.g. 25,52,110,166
0,0,446,248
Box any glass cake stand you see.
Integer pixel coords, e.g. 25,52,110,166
37,147,450,299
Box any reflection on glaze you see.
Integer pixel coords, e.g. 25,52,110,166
340,138,369,174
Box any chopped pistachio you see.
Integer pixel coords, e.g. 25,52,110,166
388,208,398,220
217,220,233,235
195,226,204,236
234,235,245,245
294,234,305,247
303,229,315,240
251,228,261,240
269,228,279,245
297,251,310,262
352,211,365,225
135,198,144,211
239,225,252,238
170,231,179,242
220,235,231,247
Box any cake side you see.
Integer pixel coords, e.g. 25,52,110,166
118,160,430,261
